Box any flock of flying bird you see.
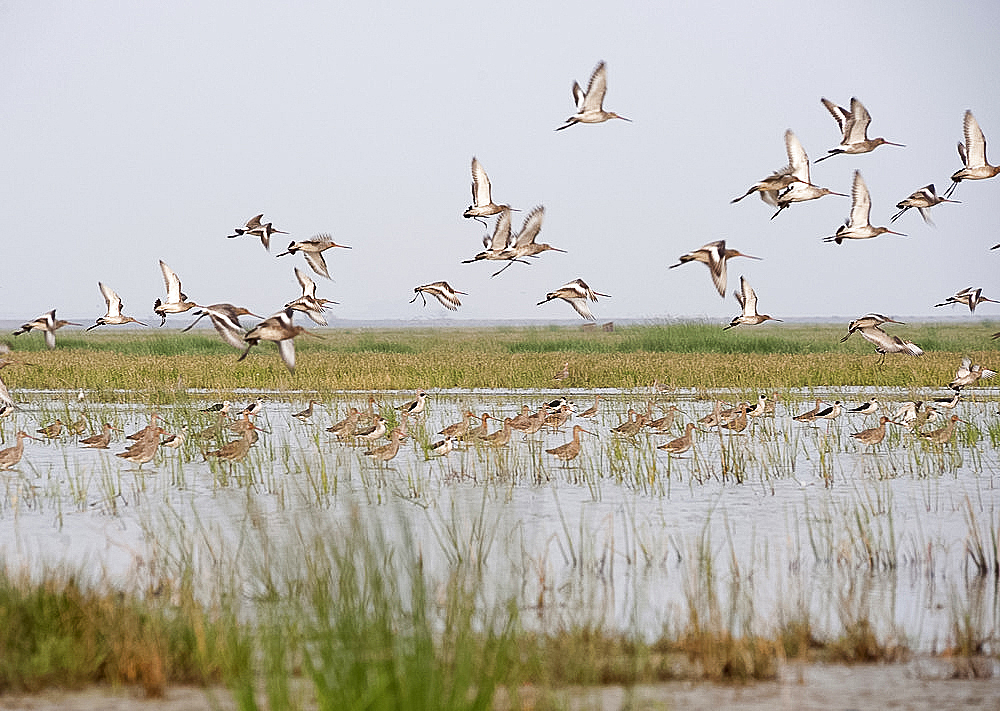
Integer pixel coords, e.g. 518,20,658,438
5,61,1000,378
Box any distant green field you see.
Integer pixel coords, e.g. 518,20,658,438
2,322,997,398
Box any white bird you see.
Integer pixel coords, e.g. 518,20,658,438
410,282,467,311
462,207,515,263
945,110,1000,198
669,240,761,298
463,157,511,222
856,325,924,364
153,260,199,326
556,61,630,131
723,276,781,329
814,97,903,163
823,171,905,244
890,184,959,225
949,357,996,390
492,206,565,277
275,234,351,279
87,282,147,330
769,130,847,218
536,279,611,320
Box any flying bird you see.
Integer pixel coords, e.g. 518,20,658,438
237,307,321,374
669,240,761,298
462,207,515,264
536,279,611,320
840,313,904,343
814,97,903,163
183,304,261,350
463,157,512,222
948,357,996,390
286,267,336,325
87,282,147,330
890,184,959,225
410,282,467,311
769,130,847,218
854,325,924,364
556,61,630,131
153,260,199,326
492,206,564,277
13,310,81,349
723,276,781,329
823,171,905,244
227,213,287,250
276,234,351,279
934,287,999,313
945,110,1000,198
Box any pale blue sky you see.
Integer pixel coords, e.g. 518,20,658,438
2,1,999,326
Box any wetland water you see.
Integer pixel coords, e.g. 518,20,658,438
1,387,999,653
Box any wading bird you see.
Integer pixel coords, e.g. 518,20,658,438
238,308,320,374
87,282,147,330
13,310,81,349
80,423,114,449
934,287,999,313
823,171,905,244
556,61,630,131
770,130,847,218
204,425,256,464
552,362,570,381
848,397,880,415
396,391,427,417
463,157,512,222
545,425,594,463
536,279,610,320
669,240,760,298
850,417,891,448
183,304,261,350
945,110,1000,198
0,431,41,470
658,422,696,455
723,276,781,329
410,282,467,311
293,400,320,422
364,428,404,464
815,97,903,163
37,420,63,439
153,261,199,326
920,415,964,445
276,234,351,279
890,184,959,225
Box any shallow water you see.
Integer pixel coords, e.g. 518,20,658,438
1,387,998,652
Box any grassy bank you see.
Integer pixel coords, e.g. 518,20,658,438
2,322,997,397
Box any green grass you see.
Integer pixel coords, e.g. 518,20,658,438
2,322,998,397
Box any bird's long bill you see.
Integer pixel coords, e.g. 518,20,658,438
579,428,596,437
885,229,906,236
275,250,292,257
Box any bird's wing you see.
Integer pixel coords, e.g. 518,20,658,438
99,282,123,317
470,157,492,206
571,81,586,110
44,330,56,350
489,207,512,250
845,98,872,143
514,206,545,247
245,214,264,230
277,338,297,373
304,251,331,279
964,110,987,167
0,375,13,408
431,284,462,310
849,171,871,225
581,61,608,112
159,260,183,302
295,267,317,298
740,277,758,316
567,297,596,320
784,130,810,182
820,98,849,134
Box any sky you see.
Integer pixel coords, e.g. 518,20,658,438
2,1,1000,328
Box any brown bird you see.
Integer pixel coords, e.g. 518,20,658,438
364,428,404,463
238,307,321,374
658,423,696,455
669,240,761,298
204,425,256,463
945,110,1000,198
0,431,41,470
793,400,824,423
552,361,570,381
116,427,167,468
80,423,114,449
37,420,63,439
13,309,81,349
920,415,964,445
850,417,891,448
723,276,781,329
545,425,593,462
326,408,361,439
